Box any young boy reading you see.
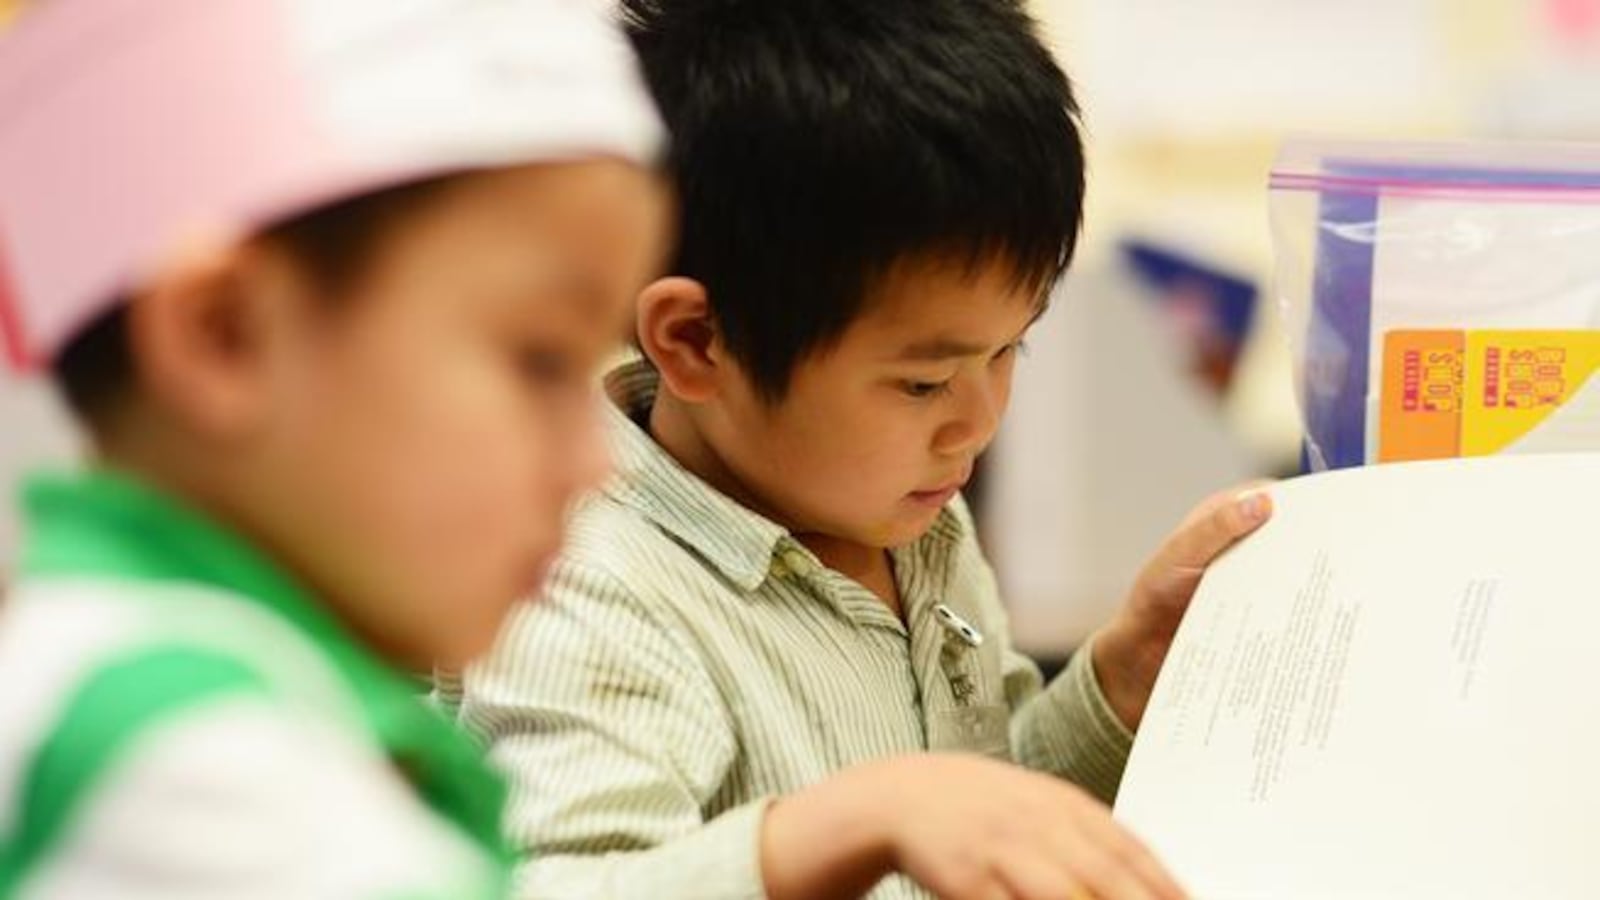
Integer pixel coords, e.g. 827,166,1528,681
0,1,669,895
454,1,1270,898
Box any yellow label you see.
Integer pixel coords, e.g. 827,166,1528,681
1461,330,1600,456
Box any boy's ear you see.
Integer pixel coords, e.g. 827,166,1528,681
126,236,303,441
636,276,724,403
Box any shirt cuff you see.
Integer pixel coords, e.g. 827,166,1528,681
1024,633,1136,804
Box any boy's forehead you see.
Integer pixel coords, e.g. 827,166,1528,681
851,259,1047,355
370,166,651,327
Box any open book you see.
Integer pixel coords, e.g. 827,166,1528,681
1114,452,1600,900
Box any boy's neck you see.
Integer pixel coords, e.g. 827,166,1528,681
646,391,770,519
798,532,903,620
647,392,903,617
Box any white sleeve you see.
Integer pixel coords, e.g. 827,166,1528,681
19,697,500,900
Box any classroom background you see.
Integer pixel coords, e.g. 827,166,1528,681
3,0,1598,664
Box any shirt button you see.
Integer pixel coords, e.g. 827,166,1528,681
779,548,815,578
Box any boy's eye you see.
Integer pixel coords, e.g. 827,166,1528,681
518,346,578,385
993,339,1029,362
901,378,953,399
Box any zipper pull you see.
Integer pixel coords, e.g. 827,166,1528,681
934,603,984,647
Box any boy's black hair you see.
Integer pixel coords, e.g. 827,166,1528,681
54,178,458,429
620,0,1085,400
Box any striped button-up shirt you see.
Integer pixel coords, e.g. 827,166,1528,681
451,361,1134,900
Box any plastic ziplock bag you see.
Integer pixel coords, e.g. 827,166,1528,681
1270,138,1600,471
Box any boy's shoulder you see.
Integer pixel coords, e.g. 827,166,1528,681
0,577,356,709
0,578,363,811
555,488,739,601
0,578,350,796
0,578,497,896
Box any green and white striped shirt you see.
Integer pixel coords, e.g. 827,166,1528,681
1,473,511,899
452,361,1134,900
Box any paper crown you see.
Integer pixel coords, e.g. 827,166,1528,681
0,0,664,371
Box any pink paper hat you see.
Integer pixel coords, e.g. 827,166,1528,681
0,0,664,372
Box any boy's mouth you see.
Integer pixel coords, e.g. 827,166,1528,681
906,474,969,508
907,486,960,508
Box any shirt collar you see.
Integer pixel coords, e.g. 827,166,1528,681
601,361,792,592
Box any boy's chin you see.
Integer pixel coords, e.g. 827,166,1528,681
796,499,948,549
853,505,946,549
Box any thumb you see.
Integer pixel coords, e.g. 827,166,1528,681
1159,482,1274,578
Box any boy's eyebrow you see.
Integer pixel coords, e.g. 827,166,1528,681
894,337,992,361
545,271,609,321
894,313,1042,362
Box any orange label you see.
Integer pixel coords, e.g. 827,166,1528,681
1379,330,1464,462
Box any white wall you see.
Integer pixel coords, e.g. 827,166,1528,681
985,266,1259,655
0,374,80,578
994,0,1600,653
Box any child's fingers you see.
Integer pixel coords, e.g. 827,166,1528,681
1159,483,1275,574
1035,788,1185,900
1062,847,1165,900
991,845,1080,900
1095,824,1189,900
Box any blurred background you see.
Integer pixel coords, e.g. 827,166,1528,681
3,0,1599,661
989,0,1600,659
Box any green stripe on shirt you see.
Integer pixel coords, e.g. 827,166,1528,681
0,647,271,894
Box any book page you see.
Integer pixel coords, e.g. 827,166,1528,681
1115,453,1600,899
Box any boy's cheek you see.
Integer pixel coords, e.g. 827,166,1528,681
336,483,543,666
276,367,551,656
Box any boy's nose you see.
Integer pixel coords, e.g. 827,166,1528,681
932,380,1002,456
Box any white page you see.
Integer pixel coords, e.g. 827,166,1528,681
1115,453,1600,900
0,374,78,576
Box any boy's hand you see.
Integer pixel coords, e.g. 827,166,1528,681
762,754,1187,900
1095,486,1273,731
